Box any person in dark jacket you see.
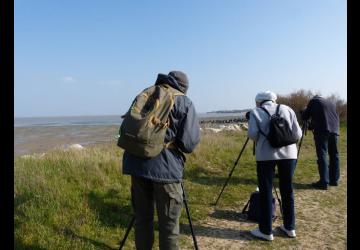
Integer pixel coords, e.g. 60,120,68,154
122,71,200,250
301,95,340,190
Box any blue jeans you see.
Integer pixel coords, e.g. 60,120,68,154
256,159,297,235
313,132,340,185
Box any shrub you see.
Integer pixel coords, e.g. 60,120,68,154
276,89,347,123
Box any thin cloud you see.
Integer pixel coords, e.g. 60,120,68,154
97,80,122,86
61,76,76,82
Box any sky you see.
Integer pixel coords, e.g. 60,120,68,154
14,0,347,117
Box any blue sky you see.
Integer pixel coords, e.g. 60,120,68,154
15,0,347,117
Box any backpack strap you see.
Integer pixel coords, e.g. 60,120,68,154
257,104,280,138
161,84,184,108
275,104,281,116
159,84,184,151
260,104,281,117
257,126,268,139
256,106,270,138
259,106,271,117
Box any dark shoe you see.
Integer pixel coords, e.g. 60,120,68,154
329,182,338,186
311,181,328,190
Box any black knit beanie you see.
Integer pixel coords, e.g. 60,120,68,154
168,71,189,92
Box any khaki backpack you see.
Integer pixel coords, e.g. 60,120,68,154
117,84,184,158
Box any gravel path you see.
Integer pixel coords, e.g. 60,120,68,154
180,167,347,250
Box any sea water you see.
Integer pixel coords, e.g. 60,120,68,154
14,113,245,157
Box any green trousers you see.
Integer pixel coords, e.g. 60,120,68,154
131,176,183,250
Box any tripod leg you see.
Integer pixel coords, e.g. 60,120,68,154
214,137,250,206
273,184,283,218
297,133,304,158
119,216,135,250
297,122,308,158
181,182,199,250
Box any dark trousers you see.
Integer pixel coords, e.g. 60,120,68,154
313,132,340,185
131,176,183,250
256,159,297,235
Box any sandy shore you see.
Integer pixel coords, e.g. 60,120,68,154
14,125,119,157
14,116,247,157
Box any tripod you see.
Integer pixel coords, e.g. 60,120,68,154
271,121,309,219
272,183,283,218
119,182,199,250
214,137,250,206
272,121,309,220
297,120,309,158
272,120,308,216
214,136,284,219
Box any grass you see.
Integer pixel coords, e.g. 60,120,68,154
14,125,347,249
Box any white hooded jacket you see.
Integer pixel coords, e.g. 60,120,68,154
248,100,302,161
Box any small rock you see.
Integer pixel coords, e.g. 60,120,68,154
204,128,222,133
68,144,84,150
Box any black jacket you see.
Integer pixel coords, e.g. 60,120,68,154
122,74,200,183
301,95,339,135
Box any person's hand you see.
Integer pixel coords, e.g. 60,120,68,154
300,107,307,115
307,121,314,130
245,111,250,121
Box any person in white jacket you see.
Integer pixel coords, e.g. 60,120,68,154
248,91,302,241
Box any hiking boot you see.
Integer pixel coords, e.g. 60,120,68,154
311,181,328,190
250,229,274,241
279,225,296,238
329,181,338,186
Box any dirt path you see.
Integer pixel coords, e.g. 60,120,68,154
181,168,347,250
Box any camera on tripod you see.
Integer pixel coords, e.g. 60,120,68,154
245,111,251,121
299,109,313,132
307,120,314,131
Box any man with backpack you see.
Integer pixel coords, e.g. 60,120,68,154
247,90,302,241
119,71,200,250
301,95,340,190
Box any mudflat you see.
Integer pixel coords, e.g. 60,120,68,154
14,125,119,157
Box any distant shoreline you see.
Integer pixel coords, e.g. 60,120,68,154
206,109,251,114
14,110,251,119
